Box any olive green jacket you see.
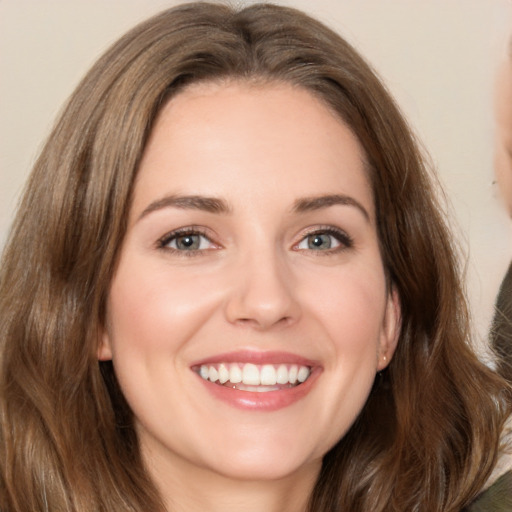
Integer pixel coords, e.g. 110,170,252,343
466,471,512,511
468,265,512,510
490,263,512,382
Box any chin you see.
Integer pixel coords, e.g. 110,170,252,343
206,452,322,483
192,431,327,483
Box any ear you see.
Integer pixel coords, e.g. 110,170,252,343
377,286,401,371
97,327,113,361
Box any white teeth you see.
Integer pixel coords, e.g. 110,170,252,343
208,366,219,383
218,364,229,384
298,366,310,383
288,365,298,384
260,364,277,386
240,384,280,392
197,362,312,388
199,365,209,380
229,363,242,383
242,363,260,385
276,364,289,384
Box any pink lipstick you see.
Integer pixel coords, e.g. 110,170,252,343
191,351,321,411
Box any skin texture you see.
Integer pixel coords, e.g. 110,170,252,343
99,81,400,512
495,59,512,216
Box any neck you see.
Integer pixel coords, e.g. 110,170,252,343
143,444,320,512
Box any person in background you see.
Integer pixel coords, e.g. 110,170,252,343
465,35,512,512
492,40,512,385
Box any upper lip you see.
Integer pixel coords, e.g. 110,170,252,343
190,350,320,368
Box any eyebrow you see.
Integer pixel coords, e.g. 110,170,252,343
292,194,370,221
138,193,370,222
138,194,232,220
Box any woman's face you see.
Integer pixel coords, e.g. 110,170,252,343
99,82,400,485
495,59,512,216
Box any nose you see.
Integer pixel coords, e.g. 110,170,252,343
224,249,301,330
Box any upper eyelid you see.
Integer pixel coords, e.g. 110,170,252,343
296,225,352,239
293,225,354,249
157,226,216,248
155,224,353,250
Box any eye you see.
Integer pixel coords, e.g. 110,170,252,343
296,228,352,252
157,228,216,253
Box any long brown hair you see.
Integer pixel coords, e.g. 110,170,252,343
0,3,509,511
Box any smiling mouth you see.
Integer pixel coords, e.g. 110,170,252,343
195,363,311,392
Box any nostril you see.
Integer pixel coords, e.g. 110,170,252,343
233,314,293,330
224,265,301,329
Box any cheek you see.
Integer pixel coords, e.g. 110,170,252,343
105,259,224,358
495,144,512,214
294,265,388,449
304,266,387,353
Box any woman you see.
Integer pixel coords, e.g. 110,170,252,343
0,3,509,511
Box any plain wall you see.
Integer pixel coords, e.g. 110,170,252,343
1,0,511,343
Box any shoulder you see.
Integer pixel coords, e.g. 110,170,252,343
496,262,512,308
467,418,512,511
490,263,512,380
466,471,512,511
494,262,512,315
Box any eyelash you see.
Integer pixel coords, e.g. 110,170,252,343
294,226,354,254
156,227,216,256
156,225,354,256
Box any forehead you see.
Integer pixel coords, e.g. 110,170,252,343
132,80,374,219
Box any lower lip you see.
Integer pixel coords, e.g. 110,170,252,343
195,369,321,411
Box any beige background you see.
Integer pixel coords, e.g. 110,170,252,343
1,0,511,343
